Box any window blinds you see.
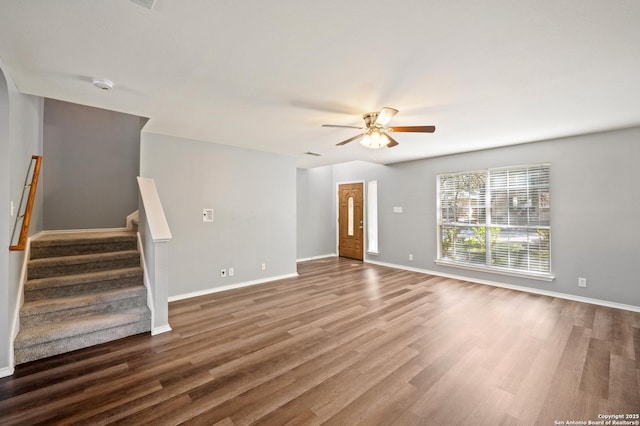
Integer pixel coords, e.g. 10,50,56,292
438,164,550,275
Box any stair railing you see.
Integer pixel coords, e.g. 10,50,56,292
10,155,42,251
137,176,172,335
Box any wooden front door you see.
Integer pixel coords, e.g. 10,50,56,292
338,183,364,260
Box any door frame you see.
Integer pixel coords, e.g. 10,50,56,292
335,180,366,260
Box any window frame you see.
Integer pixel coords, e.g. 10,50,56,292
435,163,554,282
366,180,379,254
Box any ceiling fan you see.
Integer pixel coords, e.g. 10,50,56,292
322,107,435,149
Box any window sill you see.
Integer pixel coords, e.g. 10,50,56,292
434,259,555,282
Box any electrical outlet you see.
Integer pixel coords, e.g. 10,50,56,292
578,277,587,288
220,269,226,278
261,263,266,271
409,254,413,261
228,267,234,276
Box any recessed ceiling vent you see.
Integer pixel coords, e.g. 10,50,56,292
304,152,321,156
130,0,157,10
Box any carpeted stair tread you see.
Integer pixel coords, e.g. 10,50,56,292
29,250,139,268
25,266,143,291
21,286,146,318
31,230,136,246
15,320,151,364
30,230,138,259
23,267,144,302
28,250,140,279
15,307,149,347
17,228,151,364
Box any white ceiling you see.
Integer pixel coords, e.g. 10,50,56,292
1,0,639,168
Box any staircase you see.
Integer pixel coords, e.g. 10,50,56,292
14,230,151,364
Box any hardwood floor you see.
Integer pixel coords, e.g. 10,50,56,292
1,257,639,425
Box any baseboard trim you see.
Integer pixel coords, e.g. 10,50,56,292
0,366,14,379
169,273,299,302
151,324,172,336
296,253,337,262
366,259,640,313
126,211,139,230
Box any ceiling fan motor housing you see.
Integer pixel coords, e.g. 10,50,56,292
363,112,379,129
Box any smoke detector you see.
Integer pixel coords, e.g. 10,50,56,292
92,79,114,91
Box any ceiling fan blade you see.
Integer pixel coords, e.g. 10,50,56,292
336,133,365,146
385,133,399,148
389,125,436,133
374,107,399,127
322,124,364,130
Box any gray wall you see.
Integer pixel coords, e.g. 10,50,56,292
140,132,297,298
296,166,335,259
43,99,146,230
299,127,640,308
0,59,44,374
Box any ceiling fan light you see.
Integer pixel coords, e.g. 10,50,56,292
327,106,435,148
360,129,389,149
371,131,381,143
360,134,372,148
380,132,390,147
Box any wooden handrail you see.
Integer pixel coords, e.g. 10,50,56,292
10,155,42,251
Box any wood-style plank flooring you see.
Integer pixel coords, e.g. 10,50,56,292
1,258,639,425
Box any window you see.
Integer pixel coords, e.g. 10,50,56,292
347,196,354,236
367,180,379,253
437,164,552,280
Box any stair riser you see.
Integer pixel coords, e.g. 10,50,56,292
28,256,140,279
25,275,143,302
15,319,151,364
31,240,137,259
21,295,147,327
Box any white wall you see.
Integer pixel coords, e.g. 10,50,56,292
0,59,43,375
299,127,640,309
140,132,297,299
